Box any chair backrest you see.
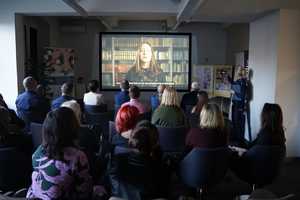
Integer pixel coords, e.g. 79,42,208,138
243,145,286,186
30,122,43,150
156,126,188,152
0,147,31,191
85,111,114,139
109,121,118,143
84,104,107,114
180,147,229,189
138,112,152,121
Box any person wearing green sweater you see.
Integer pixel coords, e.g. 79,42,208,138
151,87,187,127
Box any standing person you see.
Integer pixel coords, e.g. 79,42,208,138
26,107,93,200
150,84,166,111
15,76,50,130
126,42,165,83
121,85,147,114
151,87,187,127
51,82,74,110
83,80,105,106
181,81,200,114
114,80,130,110
230,66,248,145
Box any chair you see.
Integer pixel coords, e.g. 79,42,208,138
156,126,188,153
0,147,32,191
109,121,118,143
85,111,114,140
180,147,229,199
138,111,152,121
235,145,286,189
84,104,108,114
30,122,43,150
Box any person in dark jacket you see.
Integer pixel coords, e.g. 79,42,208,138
51,82,74,110
186,103,228,150
115,80,130,110
15,76,50,131
181,82,200,114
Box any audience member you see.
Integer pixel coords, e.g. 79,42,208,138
61,100,81,124
185,103,228,150
51,82,74,110
114,80,130,108
84,80,105,106
151,87,187,127
112,105,140,148
121,85,147,114
188,91,209,127
150,84,166,111
75,76,86,99
15,76,50,130
26,107,93,199
180,81,200,113
109,126,166,199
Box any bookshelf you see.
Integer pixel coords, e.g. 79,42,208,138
101,36,189,87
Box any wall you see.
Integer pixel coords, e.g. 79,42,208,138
0,0,74,108
248,11,280,138
226,23,249,65
276,9,300,156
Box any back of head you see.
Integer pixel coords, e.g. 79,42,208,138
36,84,46,97
120,80,130,91
261,103,283,134
161,86,179,107
191,81,199,92
129,127,152,155
116,105,140,133
200,103,224,130
42,107,79,160
61,100,81,124
23,76,37,91
61,82,73,96
88,80,99,93
129,85,140,99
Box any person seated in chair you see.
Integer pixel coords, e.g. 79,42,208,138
84,80,105,106
188,91,209,127
26,107,93,199
115,80,130,108
51,82,74,110
152,87,187,128
121,85,147,114
181,81,200,113
15,76,50,131
109,126,166,199
185,103,228,150
150,84,166,111
112,105,140,148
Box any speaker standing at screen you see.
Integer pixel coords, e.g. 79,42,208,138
126,42,165,83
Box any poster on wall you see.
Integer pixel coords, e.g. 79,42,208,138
192,65,233,98
43,47,75,98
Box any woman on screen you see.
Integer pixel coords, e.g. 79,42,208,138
126,42,165,83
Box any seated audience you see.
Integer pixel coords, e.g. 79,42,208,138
150,84,166,111
75,76,86,99
84,80,105,106
188,91,209,127
115,79,130,108
151,87,187,127
122,85,147,114
51,82,74,110
112,105,140,148
180,81,200,113
109,126,166,199
15,76,50,130
61,100,81,123
26,107,93,199
186,103,228,150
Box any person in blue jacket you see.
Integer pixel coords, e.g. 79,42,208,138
150,84,165,111
51,82,74,110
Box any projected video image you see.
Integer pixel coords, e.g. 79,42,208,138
101,33,190,90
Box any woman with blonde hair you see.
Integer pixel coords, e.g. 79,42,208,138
151,86,186,127
185,103,228,149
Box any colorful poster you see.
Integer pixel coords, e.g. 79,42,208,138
214,65,233,98
192,65,214,95
43,47,75,98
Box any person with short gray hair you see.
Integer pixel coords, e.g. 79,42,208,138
51,82,75,110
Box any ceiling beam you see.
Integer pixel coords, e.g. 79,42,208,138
61,0,88,17
176,0,208,23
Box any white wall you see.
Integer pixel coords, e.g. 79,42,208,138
0,0,74,108
276,9,300,156
248,11,280,138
